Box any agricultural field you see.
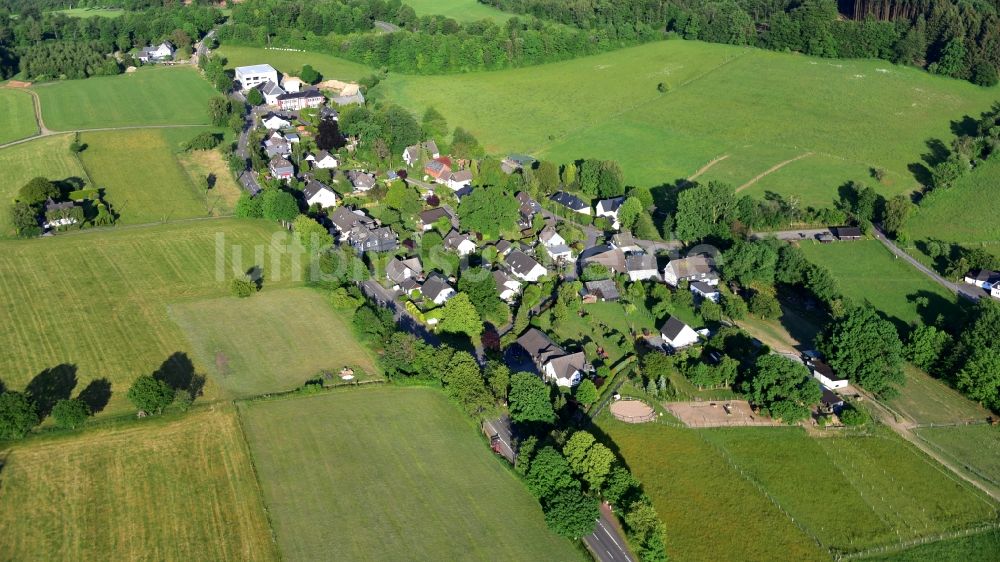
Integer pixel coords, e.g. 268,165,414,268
868,529,1000,561
0,219,302,415
916,425,1000,492
169,288,379,398
888,364,993,425
906,159,1000,254
0,406,277,561
239,387,580,561
0,134,86,237
215,45,375,83
0,88,38,144
377,40,998,207
799,239,961,329
32,67,217,130
597,417,828,561
701,427,998,554
79,128,234,224
404,0,511,21
175,146,244,216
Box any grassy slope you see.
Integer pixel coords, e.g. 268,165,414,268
0,219,301,415
378,40,998,207
867,529,1000,561
169,288,380,398
405,0,511,21
0,88,38,144
907,158,1000,248
33,67,216,130
597,417,828,561
215,45,375,82
0,134,85,237
79,128,222,224
916,425,1000,489
889,364,993,425
0,406,277,561
240,387,581,561
798,239,960,328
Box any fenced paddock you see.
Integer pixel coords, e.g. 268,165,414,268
666,400,780,428
610,398,656,423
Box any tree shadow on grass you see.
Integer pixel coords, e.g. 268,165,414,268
77,378,112,414
26,364,78,419
152,352,206,399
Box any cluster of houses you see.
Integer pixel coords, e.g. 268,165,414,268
404,141,473,192
963,269,1000,299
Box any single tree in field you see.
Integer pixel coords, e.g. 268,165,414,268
51,398,89,429
0,391,40,439
127,375,175,414
230,274,257,297
508,372,555,424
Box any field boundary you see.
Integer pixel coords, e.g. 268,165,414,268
233,400,283,556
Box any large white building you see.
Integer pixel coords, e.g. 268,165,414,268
235,64,279,91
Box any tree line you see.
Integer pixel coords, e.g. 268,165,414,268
481,0,1000,86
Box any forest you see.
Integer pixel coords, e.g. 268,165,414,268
482,0,1000,85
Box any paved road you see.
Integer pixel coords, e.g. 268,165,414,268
360,279,440,345
584,505,635,562
482,415,516,464
750,228,831,241
235,105,265,195
871,225,983,301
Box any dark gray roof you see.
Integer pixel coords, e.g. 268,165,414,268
690,281,718,294
276,89,324,101
420,273,452,301
516,328,565,365
386,257,422,284
550,191,588,211
329,207,373,232
45,199,76,212
597,197,625,213
443,230,473,251
582,246,627,274
820,387,843,406
833,226,862,239
625,254,657,272
505,250,543,277
584,280,619,301
269,155,293,170
347,170,376,189
660,316,690,341
419,207,452,225
548,351,586,382
302,180,333,201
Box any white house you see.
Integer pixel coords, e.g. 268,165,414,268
386,257,422,288
261,113,291,130
964,269,1000,299
235,64,279,91
310,150,338,170
625,254,659,282
663,255,719,287
516,329,586,387
505,250,548,282
258,81,286,105
596,197,625,229
809,359,849,390
690,280,721,303
303,180,339,209
282,76,304,93
403,140,440,167
539,226,573,261
421,274,456,305
137,41,174,63
660,316,699,349
443,230,477,257
493,270,522,302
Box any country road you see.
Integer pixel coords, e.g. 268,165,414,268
871,225,984,301
584,504,635,562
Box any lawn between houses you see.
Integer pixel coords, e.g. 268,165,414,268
0,405,278,561
0,88,39,145
238,386,582,561
0,219,305,416
32,66,217,130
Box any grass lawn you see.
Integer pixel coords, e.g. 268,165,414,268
906,158,1000,251
176,146,245,216
378,40,998,207
33,67,217,130
404,0,511,21
798,239,961,330
596,417,828,561
79,128,231,224
0,88,38,144
169,288,379,398
0,134,85,237
215,45,375,83
867,529,1000,561
916,425,1000,492
0,219,302,415
888,364,993,425
239,387,580,561
49,7,124,18
701,427,998,554
0,406,277,561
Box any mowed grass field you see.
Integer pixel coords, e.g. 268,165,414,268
916,425,1000,493
907,158,1000,251
239,387,581,561
700,427,998,554
33,67,217,130
216,45,375,82
79,128,232,224
405,0,511,21
868,529,1000,561
0,406,277,561
888,364,993,425
0,88,39,144
0,134,85,237
597,417,828,561
0,219,302,415
377,40,998,207
169,288,379,398
799,239,961,328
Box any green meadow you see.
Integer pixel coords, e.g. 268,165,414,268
889,364,993,426
33,67,217,130
0,134,86,237
49,7,124,18
907,158,1000,252
0,88,38,144
239,387,581,561
215,45,375,83
916,425,1000,493
376,40,998,207
404,0,511,21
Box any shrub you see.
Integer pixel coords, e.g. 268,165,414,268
230,275,257,297
185,132,223,151
0,391,40,439
839,403,870,426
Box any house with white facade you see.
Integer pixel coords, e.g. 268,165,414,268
505,250,548,282
443,230,477,257
386,257,423,288
539,225,573,261
421,274,456,305
596,197,625,229
303,180,339,209
625,254,659,282
809,359,849,390
137,41,174,63
309,150,338,170
261,113,292,130
516,328,587,387
660,316,699,349
235,64,279,91
493,270,522,302
690,281,721,303
663,255,720,287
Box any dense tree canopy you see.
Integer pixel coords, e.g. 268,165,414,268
457,184,519,239
126,375,175,414
508,372,555,424
0,391,39,439
816,305,905,396
742,354,821,423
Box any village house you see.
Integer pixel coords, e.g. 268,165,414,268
276,89,325,111
257,81,286,105
690,280,721,303
235,64,279,91
964,269,1000,299
625,254,659,282
583,279,620,303
505,250,548,282
516,328,587,387
539,225,573,261
550,191,591,215
595,196,625,228
516,192,542,228
819,386,845,414
282,76,304,93
581,245,627,275
386,257,423,288
831,226,863,241
263,132,291,158
418,207,453,231
495,240,514,258
663,255,719,287
425,158,451,182
420,273,456,305
308,150,338,170
611,231,642,253
348,224,398,253
443,230,477,257
660,316,700,350
329,207,375,242
268,156,294,180
502,154,536,174
261,113,293,130
303,180,339,209
446,169,473,191
808,359,849,390
346,170,377,192
403,140,440,167
137,41,174,63
43,199,80,229
493,269,522,302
